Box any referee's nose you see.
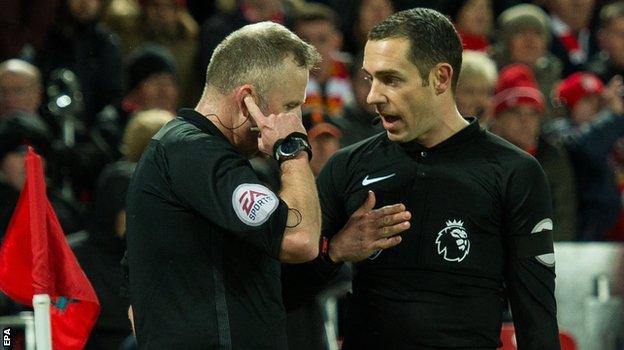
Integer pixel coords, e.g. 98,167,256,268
367,80,387,107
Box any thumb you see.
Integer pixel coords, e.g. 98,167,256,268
356,190,376,214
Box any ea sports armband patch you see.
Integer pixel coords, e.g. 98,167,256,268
232,183,279,226
506,218,555,267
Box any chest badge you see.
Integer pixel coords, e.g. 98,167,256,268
435,220,470,262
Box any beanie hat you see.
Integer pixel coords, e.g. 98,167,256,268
493,64,545,116
555,72,604,110
498,4,550,44
125,44,177,93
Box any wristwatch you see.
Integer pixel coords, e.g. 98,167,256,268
273,132,312,163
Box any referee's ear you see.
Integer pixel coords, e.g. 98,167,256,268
236,84,255,119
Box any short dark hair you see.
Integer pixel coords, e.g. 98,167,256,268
600,2,624,29
368,8,463,91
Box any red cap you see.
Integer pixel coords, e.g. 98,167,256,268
493,64,544,116
555,72,604,110
308,122,342,140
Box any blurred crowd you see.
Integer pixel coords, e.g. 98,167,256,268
1,0,624,348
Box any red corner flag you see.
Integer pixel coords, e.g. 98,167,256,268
0,148,99,349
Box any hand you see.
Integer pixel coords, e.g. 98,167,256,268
329,191,411,263
243,95,307,156
602,75,624,115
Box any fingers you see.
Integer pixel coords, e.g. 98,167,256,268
243,95,266,126
379,220,410,238
373,235,402,250
355,191,376,214
379,210,411,228
369,203,407,220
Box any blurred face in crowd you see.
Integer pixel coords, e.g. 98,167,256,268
0,71,42,118
363,38,438,143
599,16,624,68
357,0,394,39
135,72,179,112
295,19,342,75
508,28,547,67
455,75,494,125
309,133,341,177
491,105,542,151
550,0,595,31
145,0,178,29
456,0,493,36
571,94,601,126
68,0,101,23
243,0,282,20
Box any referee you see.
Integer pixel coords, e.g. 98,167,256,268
313,8,560,350
126,22,321,349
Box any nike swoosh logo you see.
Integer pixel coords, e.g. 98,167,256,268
362,173,396,186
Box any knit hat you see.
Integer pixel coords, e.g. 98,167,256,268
125,44,177,93
555,72,604,110
493,64,545,116
498,4,550,44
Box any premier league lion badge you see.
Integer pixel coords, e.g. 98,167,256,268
435,219,470,262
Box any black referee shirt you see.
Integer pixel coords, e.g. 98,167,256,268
317,118,559,349
126,109,289,349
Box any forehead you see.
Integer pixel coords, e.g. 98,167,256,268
267,62,309,101
0,71,36,86
363,38,414,74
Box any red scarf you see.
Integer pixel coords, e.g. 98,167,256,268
551,16,589,65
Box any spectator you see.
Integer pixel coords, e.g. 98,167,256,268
588,2,624,83
74,109,172,349
493,4,562,104
448,0,493,52
455,50,498,126
303,114,343,177
547,0,599,76
106,0,199,107
0,59,43,119
334,52,383,146
547,71,624,240
38,0,123,126
0,112,84,235
343,0,395,55
122,45,179,115
120,109,174,162
294,3,355,119
95,44,179,161
490,64,578,240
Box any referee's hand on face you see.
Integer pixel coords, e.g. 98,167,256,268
244,95,307,156
328,191,411,263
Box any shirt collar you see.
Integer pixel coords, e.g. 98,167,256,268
178,108,229,141
397,117,481,154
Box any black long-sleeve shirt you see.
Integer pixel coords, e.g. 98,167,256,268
315,119,559,349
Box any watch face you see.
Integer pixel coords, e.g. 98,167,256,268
281,138,300,154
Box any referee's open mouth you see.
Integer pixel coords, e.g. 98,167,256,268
379,113,402,130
